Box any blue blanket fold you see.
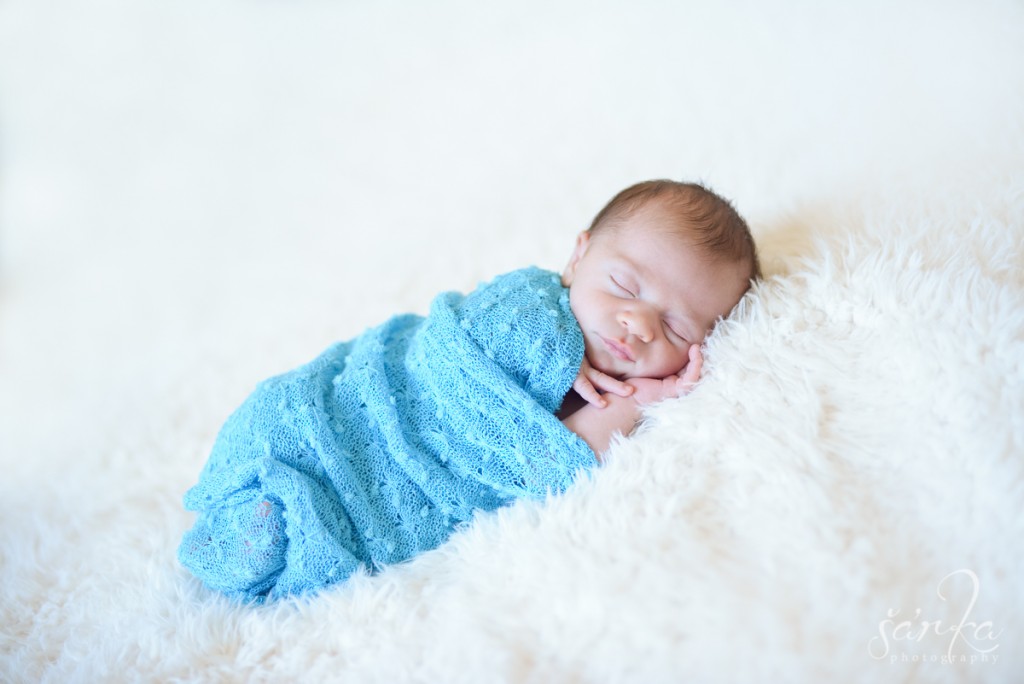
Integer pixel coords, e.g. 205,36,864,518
179,267,596,601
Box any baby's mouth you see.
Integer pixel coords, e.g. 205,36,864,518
601,336,635,362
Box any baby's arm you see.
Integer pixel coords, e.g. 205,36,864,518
562,344,703,461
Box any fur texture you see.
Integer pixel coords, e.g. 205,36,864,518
1,1,1021,682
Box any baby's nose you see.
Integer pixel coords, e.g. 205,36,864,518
619,310,654,343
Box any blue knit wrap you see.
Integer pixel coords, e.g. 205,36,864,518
178,267,596,601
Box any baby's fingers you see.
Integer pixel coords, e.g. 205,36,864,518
585,366,634,398
573,375,607,408
678,344,704,393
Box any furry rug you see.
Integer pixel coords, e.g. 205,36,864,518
1,1,1021,682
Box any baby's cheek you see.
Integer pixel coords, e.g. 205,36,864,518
582,344,616,377
651,348,688,378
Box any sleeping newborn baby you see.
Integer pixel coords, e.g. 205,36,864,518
178,179,760,602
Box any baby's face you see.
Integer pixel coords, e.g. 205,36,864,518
561,209,751,380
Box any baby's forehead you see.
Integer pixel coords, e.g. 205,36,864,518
606,200,702,241
605,218,749,279
610,197,686,230
599,222,700,266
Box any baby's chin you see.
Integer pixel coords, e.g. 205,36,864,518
583,344,685,381
583,353,631,381
585,353,686,382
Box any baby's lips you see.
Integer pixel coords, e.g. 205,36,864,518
601,336,635,362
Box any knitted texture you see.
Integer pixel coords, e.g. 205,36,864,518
178,267,596,602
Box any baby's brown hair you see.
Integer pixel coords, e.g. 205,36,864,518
588,180,761,280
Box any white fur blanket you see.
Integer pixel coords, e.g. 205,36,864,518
1,1,1021,682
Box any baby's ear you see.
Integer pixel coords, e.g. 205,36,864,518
561,231,591,286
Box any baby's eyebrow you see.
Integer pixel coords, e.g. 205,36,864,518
614,255,642,276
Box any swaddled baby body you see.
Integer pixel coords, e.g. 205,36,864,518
179,180,760,602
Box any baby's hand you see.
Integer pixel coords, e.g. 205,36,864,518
675,342,704,394
629,344,704,406
573,356,635,408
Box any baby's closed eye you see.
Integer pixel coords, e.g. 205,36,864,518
662,319,690,343
610,275,635,297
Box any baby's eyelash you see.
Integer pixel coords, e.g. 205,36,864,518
610,276,634,296
664,321,687,341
